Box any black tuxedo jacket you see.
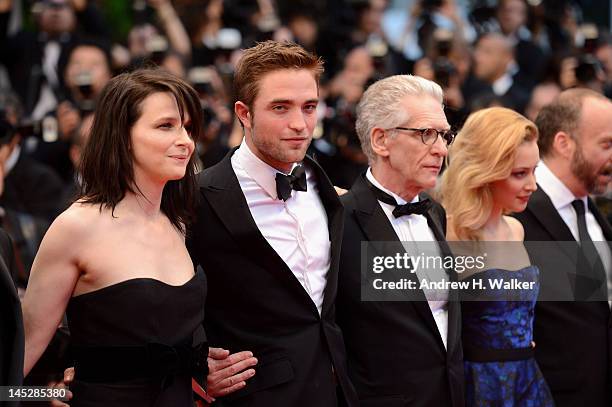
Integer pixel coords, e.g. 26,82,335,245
0,227,23,393
336,175,464,407
462,74,531,114
514,187,612,407
187,150,358,407
1,153,64,222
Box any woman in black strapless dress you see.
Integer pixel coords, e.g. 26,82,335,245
22,68,209,406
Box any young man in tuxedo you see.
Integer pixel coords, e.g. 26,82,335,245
335,75,464,406
514,88,612,406
187,41,358,407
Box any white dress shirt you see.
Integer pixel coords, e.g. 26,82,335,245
31,41,60,121
492,72,514,96
535,161,612,303
366,168,449,349
231,140,331,315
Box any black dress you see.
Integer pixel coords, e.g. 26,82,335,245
66,271,207,406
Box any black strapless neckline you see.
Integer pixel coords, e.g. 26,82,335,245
71,272,201,299
66,270,206,407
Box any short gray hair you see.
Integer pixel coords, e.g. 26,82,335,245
355,75,444,164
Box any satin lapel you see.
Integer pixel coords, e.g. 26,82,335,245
201,151,320,317
351,177,442,342
526,187,577,263
351,176,400,243
588,199,612,316
422,196,461,355
306,156,344,317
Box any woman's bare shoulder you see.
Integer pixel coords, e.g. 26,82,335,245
49,202,108,238
504,216,525,241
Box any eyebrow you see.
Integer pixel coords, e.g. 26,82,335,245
269,98,319,105
153,115,187,124
153,116,174,121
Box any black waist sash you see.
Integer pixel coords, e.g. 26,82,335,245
71,341,208,386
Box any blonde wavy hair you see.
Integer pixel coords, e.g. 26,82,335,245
439,107,538,241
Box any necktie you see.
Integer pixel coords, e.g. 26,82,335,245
366,178,432,218
275,165,307,201
571,199,607,300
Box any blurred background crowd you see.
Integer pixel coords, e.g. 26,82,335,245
0,0,611,395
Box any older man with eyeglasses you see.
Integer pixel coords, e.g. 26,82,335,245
335,75,464,407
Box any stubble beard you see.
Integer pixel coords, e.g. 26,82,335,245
571,145,608,195
250,123,310,170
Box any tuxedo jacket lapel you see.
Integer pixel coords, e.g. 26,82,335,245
526,187,578,263
350,176,443,345
305,156,344,317
421,195,461,356
200,150,320,317
587,198,612,318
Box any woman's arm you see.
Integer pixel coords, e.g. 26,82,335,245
22,210,83,376
150,0,192,60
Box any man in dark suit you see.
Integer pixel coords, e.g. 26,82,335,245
514,88,612,407
495,0,547,87
336,75,464,406
187,41,358,407
462,32,530,114
0,226,23,398
0,113,64,283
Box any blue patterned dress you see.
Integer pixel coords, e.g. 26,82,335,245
461,266,554,407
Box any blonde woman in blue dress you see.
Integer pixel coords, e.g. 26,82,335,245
440,106,554,406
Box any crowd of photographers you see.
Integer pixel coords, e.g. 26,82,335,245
0,0,611,390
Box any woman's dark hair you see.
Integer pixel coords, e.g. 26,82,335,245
78,68,202,233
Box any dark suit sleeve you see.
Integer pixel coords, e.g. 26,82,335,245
0,227,23,387
75,3,111,40
0,227,16,283
0,10,17,68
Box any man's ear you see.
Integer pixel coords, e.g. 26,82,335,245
552,131,575,160
234,101,252,130
371,128,390,158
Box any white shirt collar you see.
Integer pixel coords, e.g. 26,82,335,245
233,138,297,200
365,167,419,205
4,145,20,176
492,71,514,96
535,160,586,210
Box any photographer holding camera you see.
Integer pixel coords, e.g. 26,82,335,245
0,94,63,285
0,0,109,121
24,39,112,186
187,66,234,168
413,27,470,128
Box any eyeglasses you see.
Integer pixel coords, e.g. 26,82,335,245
391,127,455,146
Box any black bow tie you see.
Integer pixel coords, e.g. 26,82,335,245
365,178,432,218
275,165,307,201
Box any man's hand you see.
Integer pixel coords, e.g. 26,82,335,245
0,0,13,13
48,349,258,405
57,101,81,141
69,0,86,12
50,367,74,407
207,347,257,397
